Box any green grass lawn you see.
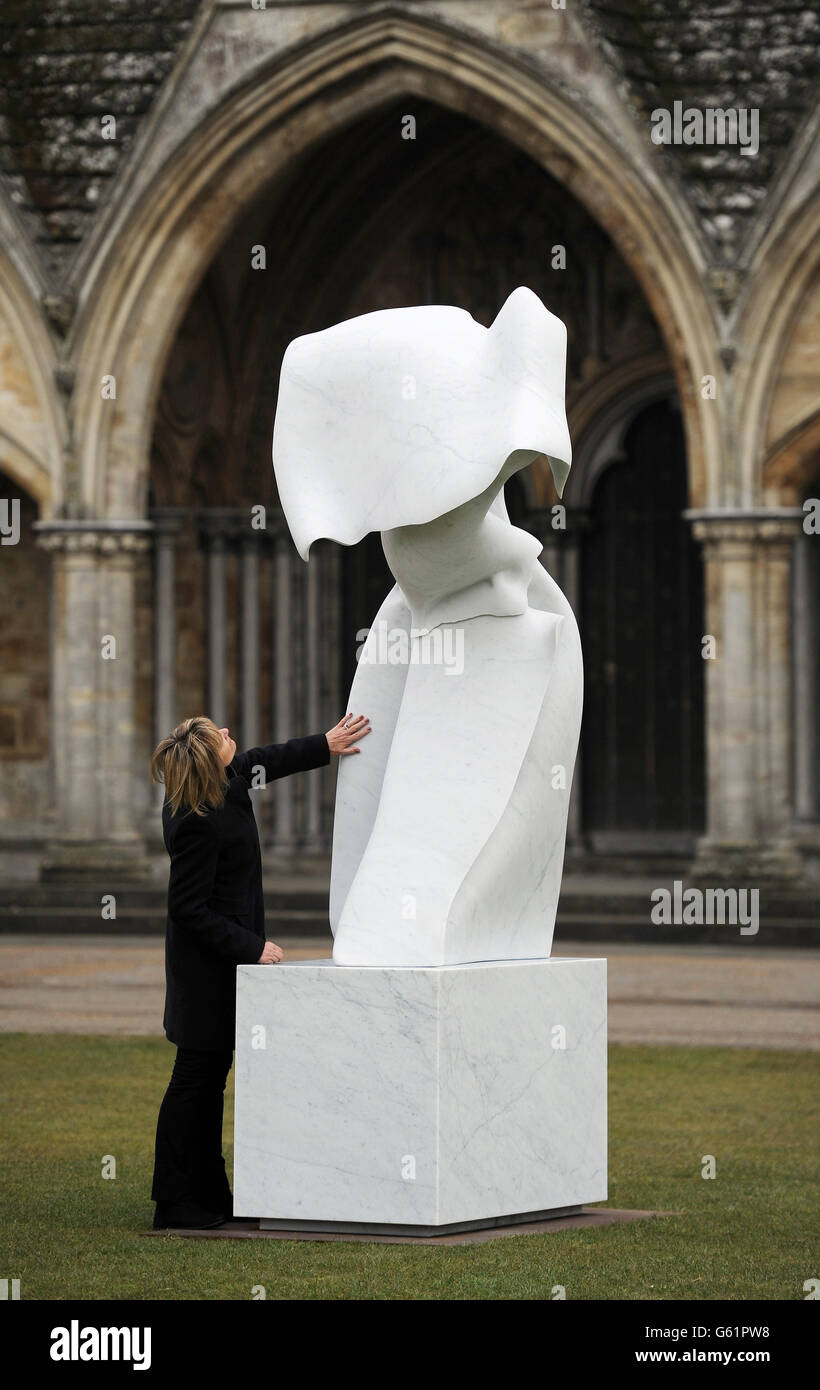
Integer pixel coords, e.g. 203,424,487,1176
0,1034,816,1300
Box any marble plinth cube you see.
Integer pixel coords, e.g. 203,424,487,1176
233,957,606,1234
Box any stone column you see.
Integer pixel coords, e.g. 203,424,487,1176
585,253,605,363
686,510,803,880
33,520,154,881
152,512,181,769
272,519,296,851
240,531,261,750
201,519,228,727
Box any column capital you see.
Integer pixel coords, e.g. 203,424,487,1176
685,508,804,548
149,508,185,537
197,508,276,547
33,519,154,554
198,509,239,546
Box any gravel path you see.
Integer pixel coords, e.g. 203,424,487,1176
0,935,817,1050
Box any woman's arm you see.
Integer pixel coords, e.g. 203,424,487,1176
230,732,330,785
168,815,264,963
231,717,370,783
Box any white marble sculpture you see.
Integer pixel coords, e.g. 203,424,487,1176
235,289,603,1233
272,285,583,967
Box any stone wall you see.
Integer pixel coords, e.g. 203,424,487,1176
0,0,817,883
0,474,50,828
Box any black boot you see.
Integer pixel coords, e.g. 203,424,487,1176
153,1201,226,1230
219,1197,254,1225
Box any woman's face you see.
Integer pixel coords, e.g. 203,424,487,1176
215,726,236,766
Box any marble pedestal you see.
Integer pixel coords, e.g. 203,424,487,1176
233,957,606,1235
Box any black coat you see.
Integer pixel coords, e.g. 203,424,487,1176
161,733,331,1051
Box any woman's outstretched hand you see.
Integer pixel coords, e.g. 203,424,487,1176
326,713,371,756
257,941,283,964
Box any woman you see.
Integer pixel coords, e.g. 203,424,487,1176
149,711,370,1230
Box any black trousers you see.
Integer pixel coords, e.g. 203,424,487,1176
151,1046,234,1212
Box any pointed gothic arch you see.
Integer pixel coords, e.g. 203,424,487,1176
69,8,720,520
0,246,62,510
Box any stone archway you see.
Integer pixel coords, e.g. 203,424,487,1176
139,92,686,860
737,182,820,506
565,373,679,510
0,470,51,846
0,248,62,511
70,10,720,521
0,250,64,855
690,186,820,879
40,9,727,872
758,254,820,507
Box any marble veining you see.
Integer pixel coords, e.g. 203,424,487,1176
233,958,607,1228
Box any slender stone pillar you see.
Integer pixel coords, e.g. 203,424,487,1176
152,514,181,816
240,532,260,750
687,510,804,880
203,522,228,728
272,520,295,851
585,254,605,362
33,520,154,881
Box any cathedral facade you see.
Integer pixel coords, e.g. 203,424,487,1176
0,0,818,900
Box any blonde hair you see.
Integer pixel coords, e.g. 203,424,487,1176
151,716,228,817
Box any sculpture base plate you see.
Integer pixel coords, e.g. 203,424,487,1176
259,1204,582,1238
234,956,607,1229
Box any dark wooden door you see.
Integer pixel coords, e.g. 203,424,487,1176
580,399,705,844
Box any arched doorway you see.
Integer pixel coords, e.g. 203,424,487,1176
580,398,705,850
144,96,677,858
273,97,667,706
